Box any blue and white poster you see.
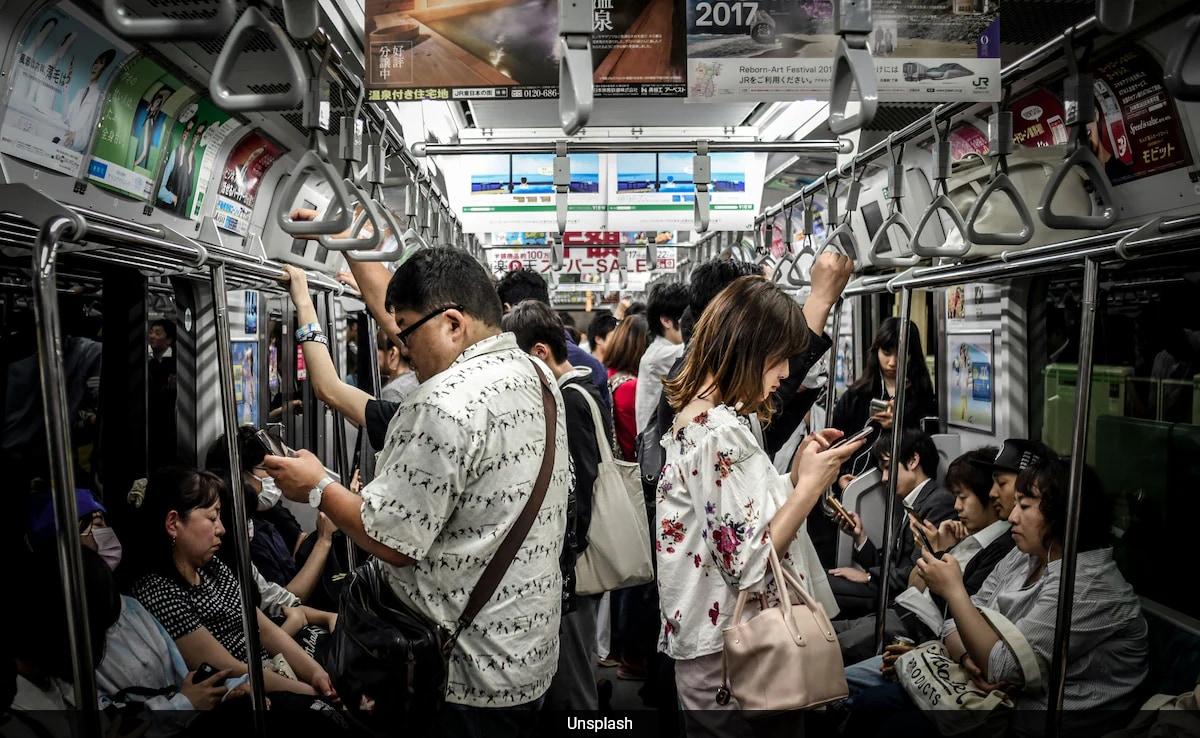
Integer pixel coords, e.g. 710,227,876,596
949,330,994,433
0,3,131,175
232,341,259,428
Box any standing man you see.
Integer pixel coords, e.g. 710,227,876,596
265,248,569,733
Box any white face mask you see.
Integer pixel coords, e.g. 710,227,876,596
92,527,123,571
256,476,282,511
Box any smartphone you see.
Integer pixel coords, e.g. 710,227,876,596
194,662,221,683
912,522,935,552
829,422,879,450
826,495,855,527
902,501,925,526
869,398,889,415
254,428,288,457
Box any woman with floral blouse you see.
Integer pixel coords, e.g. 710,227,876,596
657,275,864,735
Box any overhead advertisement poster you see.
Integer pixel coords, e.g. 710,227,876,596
0,3,131,176
153,98,240,220
212,129,286,236
362,0,686,101
88,56,194,201
685,0,1000,102
606,151,767,231
454,153,608,232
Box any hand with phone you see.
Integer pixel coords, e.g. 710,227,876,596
832,504,867,548
790,428,866,495
180,664,232,711
870,398,895,429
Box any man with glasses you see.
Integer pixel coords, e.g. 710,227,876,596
266,247,570,732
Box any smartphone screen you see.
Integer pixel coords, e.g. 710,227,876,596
902,502,925,525
255,428,287,457
830,422,878,450
869,398,889,415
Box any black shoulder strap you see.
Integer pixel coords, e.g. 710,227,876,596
455,358,556,631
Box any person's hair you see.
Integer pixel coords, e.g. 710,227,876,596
496,268,550,307
136,467,225,582
945,446,999,505
94,48,117,68
646,283,689,338
1016,457,1112,552
665,276,809,424
502,300,568,363
848,317,935,400
871,427,940,480
15,547,119,679
150,318,176,342
558,311,576,327
376,328,409,367
604,315,650,375
683,259,762,343
587,313,620,349
385,247,504,329
625,301,647,317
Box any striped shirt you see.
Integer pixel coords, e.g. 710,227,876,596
940,546,1147,719
361,333,570,707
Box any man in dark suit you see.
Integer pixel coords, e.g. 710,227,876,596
828,429,957,619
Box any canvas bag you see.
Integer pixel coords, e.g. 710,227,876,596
565,383,654,595
895,607,1047,738
941,145,1097,257
1103,683,1200,738
719,545,848,714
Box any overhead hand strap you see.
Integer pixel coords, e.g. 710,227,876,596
693,141,712,233
554,142,570,236
783,206,795,254
647,238,658,272
1164,12,1200,102
558,0,593,136
1114,216,1163,261
828,0,878,134
967,98,1035,246
550,234,565,271
105,0,236,39
282,0,321,40
871,137,919,266
910,114,970,258
347,137,404,263
617,246,628,290
320,88,384,252
277,44,354,236
821,176,860,261
210,5,305,111
1095,0,1135,34
1038,37,1118,230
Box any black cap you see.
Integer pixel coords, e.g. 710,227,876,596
969,439,1054,475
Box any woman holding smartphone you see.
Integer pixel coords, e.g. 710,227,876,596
656,276,863,736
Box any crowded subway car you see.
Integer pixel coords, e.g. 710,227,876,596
1,0,1200,736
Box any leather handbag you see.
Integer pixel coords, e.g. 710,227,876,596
719,544,847,714
942,146,1096,257
564,384,654,595
895,607,1047,738
325,359,558,724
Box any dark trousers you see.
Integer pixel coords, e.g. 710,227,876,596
440,697,543,738
829,575,880,621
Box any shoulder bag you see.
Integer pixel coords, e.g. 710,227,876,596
564,383,654,595
895,607,1047,738
324,358,558,725
719,543,847,715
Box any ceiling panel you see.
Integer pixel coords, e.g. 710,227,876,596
467,98,759,131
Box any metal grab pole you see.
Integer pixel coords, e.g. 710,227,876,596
824,299,843,428
411,139,853,156
33,217,101,735
874,286,912,655
209,263,269,727
324,292,357,571
360,316,382,486
1045,257,1100,738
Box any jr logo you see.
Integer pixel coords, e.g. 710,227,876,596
973,77,991,88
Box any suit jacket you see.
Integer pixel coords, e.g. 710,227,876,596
853,480,958,595
930,529,1017,612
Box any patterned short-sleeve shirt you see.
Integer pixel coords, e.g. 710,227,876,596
133,558,268,664
361,333,570,708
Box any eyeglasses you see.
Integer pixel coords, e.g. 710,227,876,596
396,304,463,347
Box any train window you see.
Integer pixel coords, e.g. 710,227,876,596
1034,267,1200,618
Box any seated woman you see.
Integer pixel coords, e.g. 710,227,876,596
841,457,1148,738
24,488,244,736
130,467,338,701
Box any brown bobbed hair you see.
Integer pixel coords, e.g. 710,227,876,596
664,275,809,424
604,314,650,375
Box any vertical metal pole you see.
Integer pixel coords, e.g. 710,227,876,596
934,288,949,433
33,217,100,736
824,298,843,429
1045,258,1100,738
360,316,382,485
209,263,269,726
323,292,356,570
874,286,912,655
281,303,296,448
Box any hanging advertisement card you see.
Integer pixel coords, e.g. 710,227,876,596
232,341,259,428
87,57,194,200
606,151,766,231
212,129,286,235
455,152,608,232
948,329,994,433
153,98,239,220
686,0,1000,102
0,4,130,176
363,0,685,102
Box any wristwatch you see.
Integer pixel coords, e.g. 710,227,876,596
866,572,873,584
309,475,336,509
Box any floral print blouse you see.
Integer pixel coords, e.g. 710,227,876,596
656,404,839,661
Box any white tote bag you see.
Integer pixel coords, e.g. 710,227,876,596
564,384,655,595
